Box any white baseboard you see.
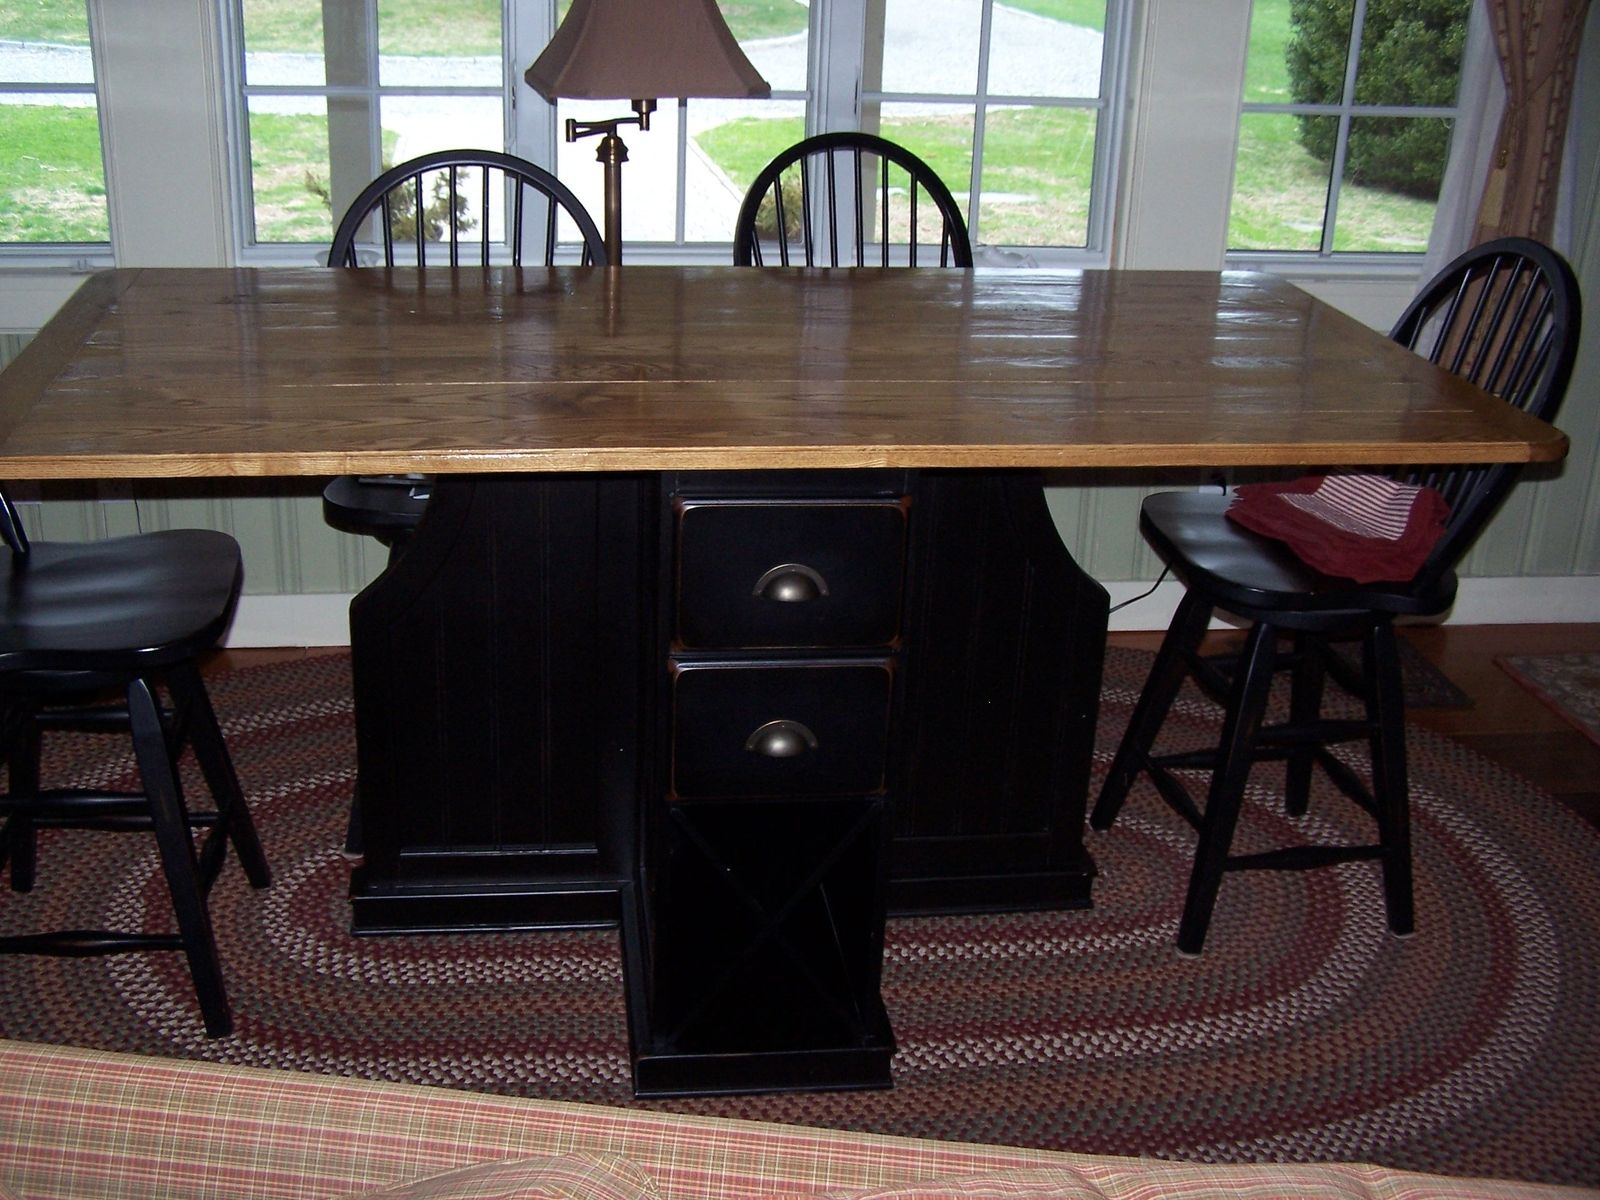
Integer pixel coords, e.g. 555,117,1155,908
226,577,1600,648
226,593,356,648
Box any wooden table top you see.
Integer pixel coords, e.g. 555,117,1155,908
0,266,1568,479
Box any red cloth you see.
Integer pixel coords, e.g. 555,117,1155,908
1225,474,1451,584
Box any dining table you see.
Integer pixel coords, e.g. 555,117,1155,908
0,264,1566,1097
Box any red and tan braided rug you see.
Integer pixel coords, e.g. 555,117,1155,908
2,649,1597,1188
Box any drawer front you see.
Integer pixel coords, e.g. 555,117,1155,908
676,500,906,649
671,661,892,798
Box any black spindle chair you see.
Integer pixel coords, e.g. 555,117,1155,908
0,487,271,1036
1090,237,1582,955
733,132,973,269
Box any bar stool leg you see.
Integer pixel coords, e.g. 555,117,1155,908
172,662,271,891
1177,620,1278,956
1284,631,1325,817
2,712,41,892
1365,623,1414,936
1093,590,1214,831
128,676,233,1038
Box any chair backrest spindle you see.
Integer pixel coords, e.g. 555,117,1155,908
1387,237,1581,590
733,132,973,269
329,149,606,270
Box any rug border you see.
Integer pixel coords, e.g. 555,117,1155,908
1494,652,1600,748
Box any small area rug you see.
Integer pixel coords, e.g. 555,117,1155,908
1497,652,1600,746
2,650,1597,1188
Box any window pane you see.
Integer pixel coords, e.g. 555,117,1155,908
693,103,807,242
1284,0,1354,106
378,0,499,59
239,0,505,247
722,0,809,92
242,0,325,78
380,95,502,171
972,105,1095,246
1228,112,1334,252
3,0,92,54
877,101,974,219
246,101,335,244
880,0,981,94
1332,116,1449,252
986,4,1103,100
0,97,109,241
1353,0,1469,106
0,0,106,245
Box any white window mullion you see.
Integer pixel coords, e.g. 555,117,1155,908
968,0,996,245
1320,0,1369,256
508,0,557,167
816,0,870,132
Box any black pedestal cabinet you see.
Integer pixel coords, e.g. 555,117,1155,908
348,469,1108,1095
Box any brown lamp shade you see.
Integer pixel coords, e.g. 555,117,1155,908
526,0,772,101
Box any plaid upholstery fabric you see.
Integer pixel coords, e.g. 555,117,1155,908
0,1040,1587,1200
335,1153,660,1199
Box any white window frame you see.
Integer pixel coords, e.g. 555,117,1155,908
1226,0,1471,277
220,0,1129,267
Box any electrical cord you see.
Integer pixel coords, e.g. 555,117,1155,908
1108,565,1170,615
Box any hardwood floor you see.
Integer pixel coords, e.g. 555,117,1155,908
211,623,1600,831
1109,622,1600,831
1400,623,1600,829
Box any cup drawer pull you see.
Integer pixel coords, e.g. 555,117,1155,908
752,563,829,603
744,719,819,758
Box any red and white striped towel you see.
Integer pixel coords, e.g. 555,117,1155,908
1226,473,1451,584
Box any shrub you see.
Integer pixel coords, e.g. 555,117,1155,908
1286,0,1470,198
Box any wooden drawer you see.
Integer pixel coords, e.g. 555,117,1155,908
671,661,893,798
675,500,906,650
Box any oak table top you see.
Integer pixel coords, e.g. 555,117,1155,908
0,265,1568,480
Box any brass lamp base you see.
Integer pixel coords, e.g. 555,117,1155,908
566,98,657,264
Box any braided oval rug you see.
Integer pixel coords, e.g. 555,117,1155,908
2,649,1597,1188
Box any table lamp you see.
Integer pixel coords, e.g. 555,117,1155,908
525,0,772,263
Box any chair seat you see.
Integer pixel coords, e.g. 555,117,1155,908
1139,491,1457,627
0,530,242,674
322,475,431,542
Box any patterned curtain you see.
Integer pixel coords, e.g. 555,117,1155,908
1470,0,1592,244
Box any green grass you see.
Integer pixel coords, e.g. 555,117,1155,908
1229,112,1436,252
238,0,805,54
241,0,501,55
696,106,1097,247
1232,0,1436,252
1000,0,1106,31
720,0,810,41
247,111,335,243
246,112,405,244
0,104,108,242
1243,0,1292,103
0,0,88,44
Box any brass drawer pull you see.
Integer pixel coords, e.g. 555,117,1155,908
744,719,819,758
752,563,829,603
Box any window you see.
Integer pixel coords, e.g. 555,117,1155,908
858,0,1121,251
0,0,110,248
1230,0,1471,257
226,0,505,250
223,0,1126,261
